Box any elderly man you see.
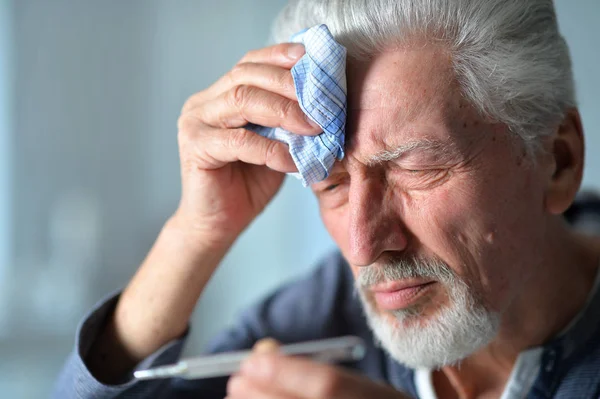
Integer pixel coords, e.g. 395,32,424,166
54,0,600,398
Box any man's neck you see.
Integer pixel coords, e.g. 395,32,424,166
436,226,600,399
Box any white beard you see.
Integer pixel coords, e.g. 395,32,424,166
355,258,500,369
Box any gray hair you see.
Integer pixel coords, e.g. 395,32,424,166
271,0,576,151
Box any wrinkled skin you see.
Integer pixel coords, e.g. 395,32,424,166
88,35,598,398
314,46,545,325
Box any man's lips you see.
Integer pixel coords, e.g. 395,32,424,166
369,280,436,310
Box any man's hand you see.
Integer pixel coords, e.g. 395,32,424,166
174,42,322,246
226,339,409,399
86,43,321,383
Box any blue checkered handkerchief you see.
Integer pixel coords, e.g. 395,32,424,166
249,24,347,186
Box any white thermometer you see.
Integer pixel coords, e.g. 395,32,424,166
134,335,365,381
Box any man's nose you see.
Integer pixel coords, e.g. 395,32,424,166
347,177,408,266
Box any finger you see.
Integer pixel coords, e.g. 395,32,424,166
178,123,297,173
206,63,298,102
240,354,340,398
191,85,321,135
182,43,305,113
240,354,404,399
252,338,281,354
227,374,300,399
239,42,305,68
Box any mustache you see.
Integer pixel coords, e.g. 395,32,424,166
355,255,457,288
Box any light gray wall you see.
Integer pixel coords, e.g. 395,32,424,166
0,0,14,335
2,2,164,397
12,0,157,288
555,0,600,188
0,0,12,279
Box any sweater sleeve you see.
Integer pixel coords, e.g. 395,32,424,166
51,251,357,399
51,292,188,399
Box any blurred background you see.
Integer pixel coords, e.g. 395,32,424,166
0,0,598,397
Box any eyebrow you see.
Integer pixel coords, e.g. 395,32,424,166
366,139,453,166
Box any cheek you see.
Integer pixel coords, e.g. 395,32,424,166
430,186,500,265
404,163,543,309
321,207,351,253
407,183,489,269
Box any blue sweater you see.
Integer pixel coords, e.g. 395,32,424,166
53,195,600,398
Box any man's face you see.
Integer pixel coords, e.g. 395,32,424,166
311,45,551,367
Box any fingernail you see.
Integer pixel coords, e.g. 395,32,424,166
287,44,305,60
252,338,281,354
281,147,298,173
304,114,321,130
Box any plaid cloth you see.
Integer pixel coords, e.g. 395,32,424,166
249,24,347,186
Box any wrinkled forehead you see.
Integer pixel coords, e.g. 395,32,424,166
343,45,475,160
346,45,455,108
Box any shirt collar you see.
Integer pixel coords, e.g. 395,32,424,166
552,262,600,360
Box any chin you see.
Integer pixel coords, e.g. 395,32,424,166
358,285,501,369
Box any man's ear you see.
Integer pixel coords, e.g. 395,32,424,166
544,108,585,215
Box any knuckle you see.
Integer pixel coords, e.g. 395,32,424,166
274,69,294,92
270,44,286,61
177,113,206,146
228,128,250,149
279,98,297,120
177,125,194,151
228,63,246,84
239,48,258,64
265,139,280,162
181,99,193,115
181,93,199,114
177,128,191,154
230,84,250,109
177,114,193,135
